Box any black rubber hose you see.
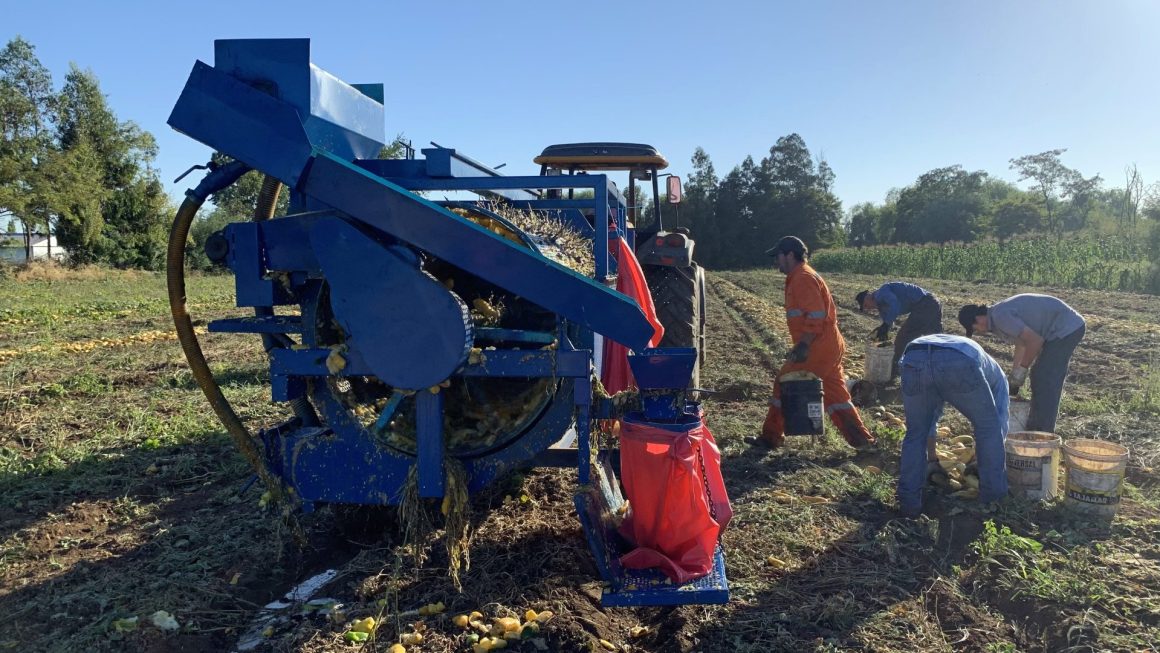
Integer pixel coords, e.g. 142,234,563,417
167,161,286,499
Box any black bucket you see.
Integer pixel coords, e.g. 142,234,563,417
781,378,824,436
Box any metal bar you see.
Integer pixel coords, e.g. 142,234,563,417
361,152,539,201
227,222,276,307
652,173,662,231
422,147,539,196
575,379,592,485
208,316,303,334
473,327,557,344
375,175,607,192
415,390,444,498
515,199,602,210
269,348,591,378
372,391,407,434
595,175,610,281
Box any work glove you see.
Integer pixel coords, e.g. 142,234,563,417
872,323,891,342
787,341,810,363
1008,365,1028,395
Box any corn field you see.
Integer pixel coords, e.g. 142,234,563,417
813,235,1160,295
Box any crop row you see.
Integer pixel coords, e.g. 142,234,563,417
813,236,1159,294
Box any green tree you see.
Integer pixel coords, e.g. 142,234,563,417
1009,149,1081,236
817,157,835,195
694,134,843,267
34,139,109,257
52,64,166,267
708,156,758,268
755,134,843,255
682,147,718,260
1061,172,1102,231
1120,164,1144,230
96,178,171,268
0,36,55,258
993,198,1043,242
893,165,988,244
757,133,817,194
846,202,881,247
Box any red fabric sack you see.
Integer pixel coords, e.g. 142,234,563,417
618,418,731,584
600,237,665,394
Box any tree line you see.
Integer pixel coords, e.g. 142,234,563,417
5,34,1157,273
638,134,844,270
660,138,1159,270
844,151,1156,249
1,36,169,268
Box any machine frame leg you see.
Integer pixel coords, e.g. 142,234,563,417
416,390,445,497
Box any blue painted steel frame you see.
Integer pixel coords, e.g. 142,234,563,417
168,39,642,490
170,39,726,605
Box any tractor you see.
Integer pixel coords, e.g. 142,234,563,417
534,143,707,388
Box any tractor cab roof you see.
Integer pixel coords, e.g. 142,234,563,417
534,142,669,171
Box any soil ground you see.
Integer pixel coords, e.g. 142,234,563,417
1,265,1158,652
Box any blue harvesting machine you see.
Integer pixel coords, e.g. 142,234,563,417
166,39,726,607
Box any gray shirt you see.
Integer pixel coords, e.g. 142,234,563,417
988,294,1085,343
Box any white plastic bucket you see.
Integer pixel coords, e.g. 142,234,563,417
1004,431,1061,500
1008,398,1030,433
864,342,893,384
1063,439,1129,519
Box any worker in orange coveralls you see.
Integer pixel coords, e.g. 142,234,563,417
755,236,876,449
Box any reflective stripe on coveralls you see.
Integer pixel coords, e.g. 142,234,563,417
826,402,855,415
762,263,875,448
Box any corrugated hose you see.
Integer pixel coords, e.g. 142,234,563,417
166,163,298,502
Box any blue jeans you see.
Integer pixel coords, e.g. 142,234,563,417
898,347,1009,511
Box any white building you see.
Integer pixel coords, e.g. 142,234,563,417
0,233,68,264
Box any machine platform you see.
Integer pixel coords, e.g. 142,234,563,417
574,455,729,607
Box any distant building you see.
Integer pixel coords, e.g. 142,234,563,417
0,233,68,264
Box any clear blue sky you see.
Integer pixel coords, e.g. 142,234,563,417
6,0,1158,211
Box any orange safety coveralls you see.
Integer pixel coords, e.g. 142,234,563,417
761,263,875,448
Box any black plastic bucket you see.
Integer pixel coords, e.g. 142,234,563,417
781,378,824,436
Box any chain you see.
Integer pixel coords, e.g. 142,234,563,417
696,443,722,545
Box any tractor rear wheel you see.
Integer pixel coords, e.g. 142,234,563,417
643,263,703,389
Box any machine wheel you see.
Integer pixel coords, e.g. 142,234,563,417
643,263,703,389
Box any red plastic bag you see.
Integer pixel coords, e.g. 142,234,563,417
618,417,731,583
600,237,664,394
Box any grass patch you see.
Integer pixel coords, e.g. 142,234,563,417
1127,361,1160,414
2,265,1159,652
1063,361,1160,417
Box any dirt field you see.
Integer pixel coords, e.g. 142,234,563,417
1,265,1158,652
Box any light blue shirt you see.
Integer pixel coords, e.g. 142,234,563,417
901,333,1009,427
